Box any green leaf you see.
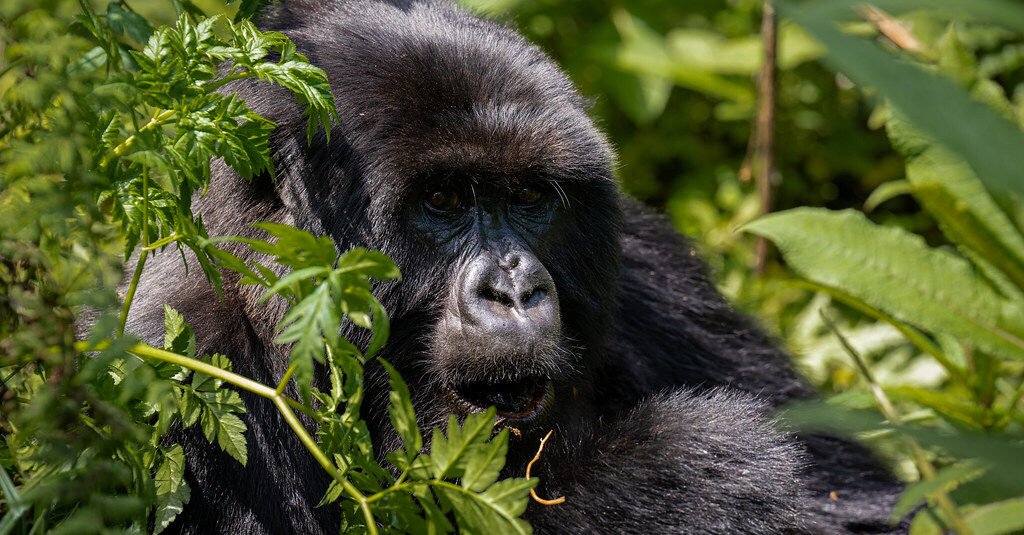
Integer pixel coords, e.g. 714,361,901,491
106,2,154,44
778,0,1024,198
887,115,1024,290
964,497,1024,535
460,428,509,492
337,248,402,281
191,353,233,391
195,389,248,465
892,461,986,519
744,208,1024,360
430,409,497,480
154,446,191,534
433,478,536,535
163,305,196,358
382,360,423,461
275,283,340,402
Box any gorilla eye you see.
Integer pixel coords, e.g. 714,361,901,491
511,186,543,206
425,188,461,211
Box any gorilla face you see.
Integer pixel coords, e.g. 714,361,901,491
420,180,565,424
367,115,622,437
218,0,624,449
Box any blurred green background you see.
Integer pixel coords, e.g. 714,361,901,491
457,0,934,388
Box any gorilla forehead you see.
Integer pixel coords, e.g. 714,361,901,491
266,0,615,195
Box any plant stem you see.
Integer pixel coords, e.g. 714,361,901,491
753,0,779,274
100,109,176,168
205,72,250,92
143,233,180,251
73,340,372,530
821,312,974,535
276,363,298,395
272,396,378,534
117,249,149,337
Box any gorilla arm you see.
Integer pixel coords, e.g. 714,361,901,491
524,389,811,534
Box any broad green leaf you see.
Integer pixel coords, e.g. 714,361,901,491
744,208,1024,360
887,116,1024,290
892,461,985,519
779,0,1024,198
154,446,191,534
965,497,1024,535
785,404,1024,495
382,360,423,461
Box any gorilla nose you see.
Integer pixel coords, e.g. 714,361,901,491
460,253,560,345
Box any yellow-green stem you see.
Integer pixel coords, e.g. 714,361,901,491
272,396,378,535
74,340,372,530
276,363,298,395
117,249,149,337
100,109,176,168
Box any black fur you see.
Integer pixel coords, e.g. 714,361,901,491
121,0,905,532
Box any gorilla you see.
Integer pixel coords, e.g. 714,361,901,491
123,0,905,532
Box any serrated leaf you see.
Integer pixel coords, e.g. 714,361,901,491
430,409,497,480
460,428,509,492
382,360,422,462
432,478,535,535
745,208,1024,360
275,283,340,402
163,305,196,358
195,389,248,465
154,446,191,534
888,115,1024,290
213,412,248,466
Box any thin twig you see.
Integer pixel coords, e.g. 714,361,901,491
753,0,779,274
525,430,565,506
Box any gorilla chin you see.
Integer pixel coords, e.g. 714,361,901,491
120,0,908,533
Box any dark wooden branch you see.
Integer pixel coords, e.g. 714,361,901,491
753,0,778,274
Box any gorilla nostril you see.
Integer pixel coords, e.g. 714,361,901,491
520,287,547,308
479,285,515,309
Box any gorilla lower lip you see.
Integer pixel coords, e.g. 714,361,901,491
449,378,552,422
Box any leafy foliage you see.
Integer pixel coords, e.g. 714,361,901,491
745,2,1024,532
0,1,532,533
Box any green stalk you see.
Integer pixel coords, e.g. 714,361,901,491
100,109,176,169
74,340,374,531
821,312,974,535
117,249,149,337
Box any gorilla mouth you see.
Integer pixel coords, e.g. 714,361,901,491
447,378,552,424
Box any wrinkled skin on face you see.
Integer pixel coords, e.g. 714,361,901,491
118,1,908,533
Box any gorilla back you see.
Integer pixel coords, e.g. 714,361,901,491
124,0,905,532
